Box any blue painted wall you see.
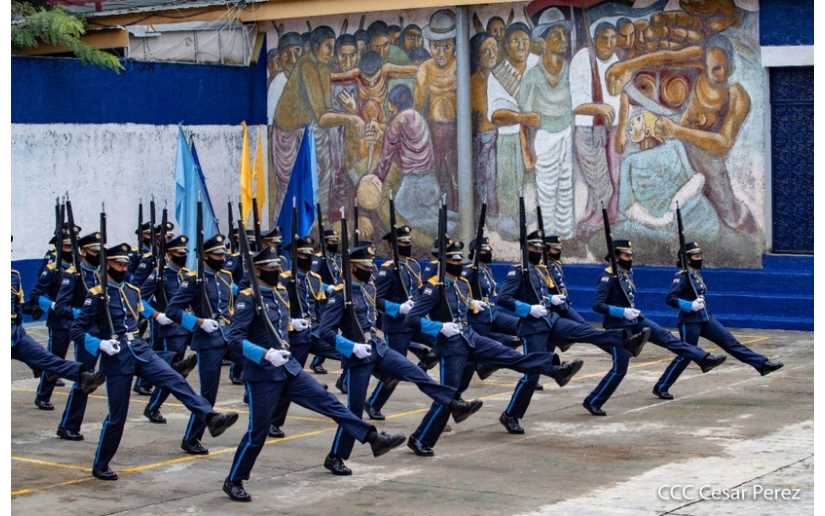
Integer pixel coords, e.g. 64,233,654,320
760,0,813,46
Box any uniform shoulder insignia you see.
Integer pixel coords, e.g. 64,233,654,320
143,252,153,258
89,285,103,295
65,265,77,274
218,269,232,277
180,267,192,274
240,287,253,296
131,246,138,252
126,282,141,294
427,276,438,285
280,270,293,278
381,261,393,269
46,262,57,271
604,266,613,274
331,283,345,291
186,270,197,278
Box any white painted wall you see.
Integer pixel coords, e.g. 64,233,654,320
11,123,267,260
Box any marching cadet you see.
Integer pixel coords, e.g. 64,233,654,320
225,229,244,284
70,242,239,481
319,242,481,475
166,233,240,455
497,231,650,430
28,225,76,411
366,225,439,420
139,235,199,424
309,227,344,378
652,242,784,399
592,239,728,413
223,246,405,502
128,221,153,279
464,237,520,347
543,236,587,323
268,235,342,438
53,231,104,440
404,238,584,456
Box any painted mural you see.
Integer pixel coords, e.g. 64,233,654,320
266,0,766,267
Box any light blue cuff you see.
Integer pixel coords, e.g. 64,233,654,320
142,303,156,318
322,283,334,294
181,313,198,332
608,305,625,318
513,301,531,318
83,334,100,356
38,296,53,313
335,335,355,358
72,308,81,319
677,299,694,312
232,284,239,296
420,318,442,337
242,339,266,363
384,301,400,318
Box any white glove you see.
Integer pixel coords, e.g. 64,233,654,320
549,295,566,306
50,302,56,310
352,343,372,359
399,299,415,315
691,298,706,312
529,304,548,318
291,318,310,331
99,338,121,356
264,348,291,367
623,308,641,320
155,313,174,326
471,300,489,311
199,318,220,333
439,322,462,338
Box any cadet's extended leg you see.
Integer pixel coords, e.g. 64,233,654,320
91,374,133,480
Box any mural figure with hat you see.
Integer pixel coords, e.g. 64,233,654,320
71,241,240,481
652,241,783,399
470,32,501,217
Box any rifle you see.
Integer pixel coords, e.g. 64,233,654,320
676,202,707,319
353,201,361,246
316,202,334,284
155,205,169,307
137,199,144,253
386,190,408,302
99,204,117,338
64,194,81,271
338,208,366,342
517,194,540,304
54,197,64,268
237,218,290,349
149,196,157,262
196,198,215,319
287,197,304,319
227,199,236,253
602,202,632,306
536,205,548,264
252,197,263,252
430,195,453,322
467,202,487,299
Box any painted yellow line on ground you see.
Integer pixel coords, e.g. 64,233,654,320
12,456,90,472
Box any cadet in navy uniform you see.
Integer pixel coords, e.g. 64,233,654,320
53,232,104,440
319,242,480,474
268,235,343,438
12,265,106,397
464,237,520,347
309,228,343,376
592,239,728,411
28,226,75,411
225,228,245,284
139,235,199,423
652,242,784,399
70,243,239,481
405,238,583,456
366,225,440,420
497,231,649,429
165,234,240,455
222,247,405,502
128,222,153,279
130,222,174,301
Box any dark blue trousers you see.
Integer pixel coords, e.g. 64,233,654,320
654,316,768,393
413,330,557,449
471,310,520,347
635,317,709,363
146,334,191,414
331,348,457,460
13,329,80,381
35,328,72,403
366,330,432,412
183,344,240,444
229,371,373,482
94,349,213,471
58,338,99,433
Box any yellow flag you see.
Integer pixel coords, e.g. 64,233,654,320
252,126,266,221
239,121,252,222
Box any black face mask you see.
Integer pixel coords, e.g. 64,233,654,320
260,269,280,286
84,252,100,267
171,254,187,267
297,256,313,271
689,259,702,270
618,258,633,270
548,250,562,261
478,250,492,263
108,268,126,284
528,250,543,265
206,257,226,271
446,262,464,277
353,267,372,283
399,244,412,257
326,242,339,254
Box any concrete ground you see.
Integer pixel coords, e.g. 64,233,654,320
11,325,812,515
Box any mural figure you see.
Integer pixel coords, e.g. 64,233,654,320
470,32,500,216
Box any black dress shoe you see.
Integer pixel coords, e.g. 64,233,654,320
311,363,328,375
417,352,439,371
221,359,232,366
324,454,353,475
556,341,572,353
223,478,252,502
365,403,385,421
143,406,167,424
623,327,651,358
79,371,106,395
92,467,118,481
57,427,84,441
700,353,727,373
759,360,784,376
406,436,434,457
181,439,209,455
476,365,498,380
535,383,544,391
652,387,674,400
55,379,65,387
335,375,348,394
370,431,406,457
450,399,483,424
35,399,54,411
552,359,584,387
43,372,59,384
498,412,524,434
268,425,285,438
31,368,41,379
206,412,239,437
229,377,243,385
582,400,607,416
133,383,153,396
173,353,198,378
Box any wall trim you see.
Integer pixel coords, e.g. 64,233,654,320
761,45,814,67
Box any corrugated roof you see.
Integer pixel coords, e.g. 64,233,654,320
53,0,263,17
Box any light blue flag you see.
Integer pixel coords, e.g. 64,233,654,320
277,125,317,248
175,127,219,269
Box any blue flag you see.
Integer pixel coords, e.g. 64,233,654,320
175,127,219,269
277,125,317,248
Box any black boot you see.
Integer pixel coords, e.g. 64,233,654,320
369,430,405,457
406,436,434,457
365,403,385,421
57,427,84,441
311,362,328,374
499,412,524,434
206,412,239,437
556,341,572,353
92,466,118,481
552,359,584,387
133,383,153,396
335,375,348,394
699,353,727,373
223,478,251,502
268,425,285,438
79,371,106,395
324,454,353,475
172,354,198,378
652,387,674,400
181,439,208,455
758,360,784,376
623,327,651,358
143,405,167,424
450,399,483,424
582,400,607,416
35,399,54,411
535,383,544,391
476,365,498,380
